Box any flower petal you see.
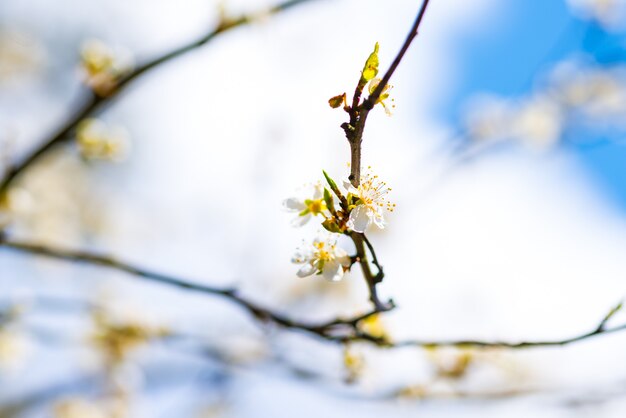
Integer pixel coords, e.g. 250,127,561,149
291,213,311,227
336,250,352,268
283,198,306,211
297,263,316,277
342,179,358,194
322,260,343,282
291,251,308,264
347,205,371,233
372,213,386,229
312,183,323,199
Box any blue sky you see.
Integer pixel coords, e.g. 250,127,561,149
440,0,626,210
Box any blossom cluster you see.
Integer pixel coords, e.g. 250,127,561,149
283,167,394,281
76,118,130,161
465,62,626,150
567,0,626,30
80,39,134,97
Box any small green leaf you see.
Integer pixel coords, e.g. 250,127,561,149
322,219,341,233
323,170,338,191
328,93,346,109
361,42,380,82
323,188,334,212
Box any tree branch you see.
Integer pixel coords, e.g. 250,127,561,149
364,0,431,110
339,0,432,310
2,236,625,350
349,232,393,311
0,0,318,198
343,0,432,186
0,236,386,343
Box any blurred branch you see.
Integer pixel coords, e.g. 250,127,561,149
0,236,383,343
0,377,97,418
2,236,625,349
0,0,318,198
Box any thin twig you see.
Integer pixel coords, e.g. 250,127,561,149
339,0,432,310
0,237,385,342
365,0,431,109
349,232,393,311
393,322,626,349
343,0,432,186
3,236,625,349
361,233,384,282
0,0,318,198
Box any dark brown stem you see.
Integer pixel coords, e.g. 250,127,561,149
341,0,432,308
361,233,384,281
365,0,431,109
349,232,393,311
0,236,384,342
2,236,625,350
343,0,432,190
349,139,362,186
0,0,317,198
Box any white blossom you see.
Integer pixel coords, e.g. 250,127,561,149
282,182,327,227
292,235,351,282
344,168,394,233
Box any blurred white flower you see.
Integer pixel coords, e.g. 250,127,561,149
292,234,351,281
345,168,394,233
552,64,626,120
91,307,170,366
0,329,28,369
54,398,108,418
76,118,130,162
80,39,134,96
283,182,327,227
0,186,35,229
466,95,563,151
567,0,626,29
0,30,45,84
512,96,563,150
464,96,512,143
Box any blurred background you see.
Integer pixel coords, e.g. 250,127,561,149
2,0,626,416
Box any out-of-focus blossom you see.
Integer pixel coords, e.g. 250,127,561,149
91,309,169,366
0,306,29,370
551,63,626,121
0,186,35,229
466,95,563,150
54,399,108,418
567,0,626,30
466,61,626,151
0,329,28,368
512,96,563,150
3,153,105,245
80,39,134,97
358,313,389,341
345,168,394,233
0,30,44,84
283,182,328,227
465,96,512,144
76,118,130,162
342,344,364,383
292,234,351,281
427,346,475,380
